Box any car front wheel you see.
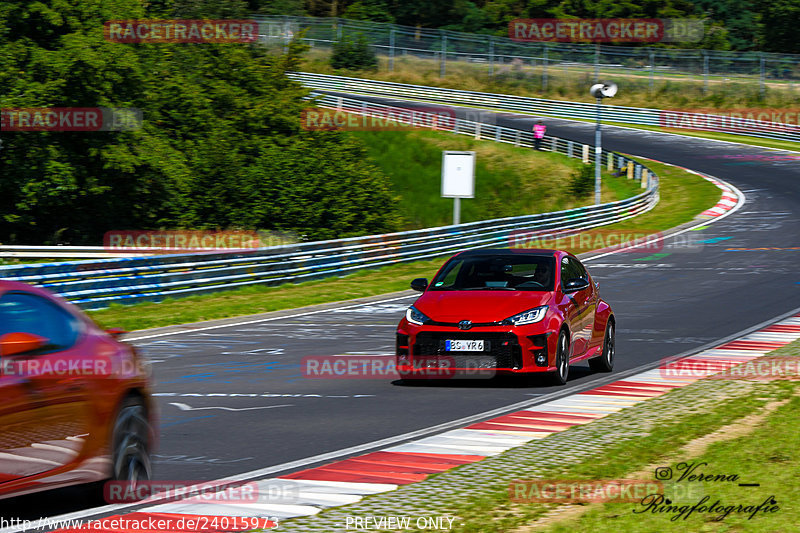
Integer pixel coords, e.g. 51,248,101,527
550,330,570,385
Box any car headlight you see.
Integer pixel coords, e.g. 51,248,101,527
503,305,548,326
406,306,431,325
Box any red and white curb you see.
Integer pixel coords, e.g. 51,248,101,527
43,313,800,532
699,176,741,218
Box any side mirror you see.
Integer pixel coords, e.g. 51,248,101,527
105,328,127,339
0,332,50,357
564,278,590,292
410,278,429,292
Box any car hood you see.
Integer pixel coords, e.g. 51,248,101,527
415,291,553,323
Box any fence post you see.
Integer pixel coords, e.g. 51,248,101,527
489,36,495,78
703,51,709,94
542,42,549,90
649,50,655,93
760,53,766,99
594,44,600,82
389,28,395,72
440,32,447,77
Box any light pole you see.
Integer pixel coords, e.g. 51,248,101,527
589,82,617,205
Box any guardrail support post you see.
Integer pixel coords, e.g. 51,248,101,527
582,144,589,163
489,37,495,78
594,44,600,83
440,32,447,77
542,43,549,90
607,152,613,171
642,169,649,189
475,122,481,140
514,130,520,147
389,29,395,72
550,137,557,152
627,161,634,179
567,141,573,158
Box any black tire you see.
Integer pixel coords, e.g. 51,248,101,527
589,320,615,373
110,396,152,487
550,330,570,385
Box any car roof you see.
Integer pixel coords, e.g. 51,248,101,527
456,248,559,258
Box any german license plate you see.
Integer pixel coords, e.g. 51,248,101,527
445,339,485,352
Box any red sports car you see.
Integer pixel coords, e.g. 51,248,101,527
396,249,615,384
0,280,154,499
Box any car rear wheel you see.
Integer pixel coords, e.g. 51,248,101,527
589,321,615,373
110,396,152,486
550,330,570,385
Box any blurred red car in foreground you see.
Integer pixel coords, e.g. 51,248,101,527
396,249,615,384
0,280,154,499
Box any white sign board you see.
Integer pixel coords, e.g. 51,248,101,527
441,151,475,198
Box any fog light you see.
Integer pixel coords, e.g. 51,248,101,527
535,354,547,366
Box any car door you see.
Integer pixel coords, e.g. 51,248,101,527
0,292,91,484
572,258,598,352
560,257,593,356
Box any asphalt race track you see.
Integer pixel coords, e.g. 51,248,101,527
5,96,800,521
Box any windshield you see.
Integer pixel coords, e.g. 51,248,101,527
429,255,556,291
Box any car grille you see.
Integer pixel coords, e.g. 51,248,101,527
413,332,521,369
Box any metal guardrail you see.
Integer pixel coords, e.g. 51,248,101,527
291,71,800,143
0,246,156,259
0,98,658,309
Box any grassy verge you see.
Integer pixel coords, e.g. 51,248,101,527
87,160,720,332
448,340,800,532
351,128,634,229
302,49,800,111
302,51,800,152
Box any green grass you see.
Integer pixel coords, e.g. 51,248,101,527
302,49,800,113
302,51,800,152
87,159,719,332
444,340,800,533
350,128,635,229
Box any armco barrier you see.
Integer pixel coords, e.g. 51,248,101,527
290,71,800,143
0,97,658,309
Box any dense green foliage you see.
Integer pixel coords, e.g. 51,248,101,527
569,164,594,197
250,0,800,53
0,0,400,244
330,33,378,70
